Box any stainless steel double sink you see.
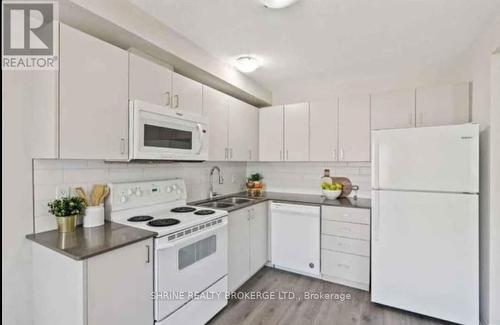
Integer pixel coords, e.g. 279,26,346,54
197,196,258,210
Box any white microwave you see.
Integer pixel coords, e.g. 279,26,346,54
129,100,208,161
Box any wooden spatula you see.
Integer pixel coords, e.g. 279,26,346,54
91,185,105,206
74,187,89,206
99,186,110,205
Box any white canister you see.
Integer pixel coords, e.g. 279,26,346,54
83,205,105,228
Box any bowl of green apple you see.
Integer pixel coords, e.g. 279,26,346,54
321,182,343,200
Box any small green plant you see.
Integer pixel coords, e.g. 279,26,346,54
247,173,263,182
48,196,87,217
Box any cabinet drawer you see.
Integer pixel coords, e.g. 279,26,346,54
322,206,370,224
322,220,370,240
321,250,369,284
322,235,369,256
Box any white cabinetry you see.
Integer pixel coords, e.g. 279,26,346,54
171,72,203,115
259,105,284,161
33,239,153,325
259,103,309,162
338,95,371,161
309,100,338,161
59,24,129,160
415,83,470,127
203,86,259,161
129,53,202,114
129,52,173,107
228,202,268,292
321,206,370,291
284,103,309,161
371,89,415,130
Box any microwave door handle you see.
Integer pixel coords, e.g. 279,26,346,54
156,222,227,251
196,123,204,154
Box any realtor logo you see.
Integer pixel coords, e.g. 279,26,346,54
2,1,58,70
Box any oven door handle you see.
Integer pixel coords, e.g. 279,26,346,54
196,123,204,154
156,221,227,251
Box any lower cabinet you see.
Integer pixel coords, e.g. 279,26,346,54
228,202,268,292
321,206,371,291
32,239,153,325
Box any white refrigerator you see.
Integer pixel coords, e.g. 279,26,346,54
371,124,479,325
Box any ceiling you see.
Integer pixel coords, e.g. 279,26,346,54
129,0,500,93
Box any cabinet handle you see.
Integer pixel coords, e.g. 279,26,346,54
120,137,126,155
249,150,252,160
146,245,150,263
286,150,289,160
333,149,337,161
174,95,179,108
279,150,282,161
230,148,233,159
337,263,350,268
409,112,413,126
225,148,228,160
163,91,171,106
340,148,344,161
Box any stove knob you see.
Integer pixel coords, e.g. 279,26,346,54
135,188,142,197
172,184,178,190
166,186,172,193
120,195,128,203
127,188,134,196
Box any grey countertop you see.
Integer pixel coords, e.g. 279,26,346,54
189,191,371,212
26,221,157,261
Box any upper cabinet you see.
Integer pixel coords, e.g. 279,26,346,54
415,82,470,127
203,85,259,161
59,24,129,160
171,72,203,115
284,103,309,161
129,53,202,115
338,95,371,162
129,52,172,107
259,106,284,161
309,100,338,161
371,89,415,130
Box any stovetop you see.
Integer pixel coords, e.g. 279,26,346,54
110,205,227,237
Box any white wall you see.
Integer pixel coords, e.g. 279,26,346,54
3,71,35,325
33,160,247,232
247,162,371,198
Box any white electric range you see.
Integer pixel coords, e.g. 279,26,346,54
107,179,228,325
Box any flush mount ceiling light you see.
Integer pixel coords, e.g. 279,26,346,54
259,0,300,9
234,56,261,73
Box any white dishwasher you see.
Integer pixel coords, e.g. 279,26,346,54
271,202,320,276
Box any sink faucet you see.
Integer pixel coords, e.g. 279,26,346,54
209,166,224,199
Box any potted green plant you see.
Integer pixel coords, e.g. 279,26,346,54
48,196,87,233
247,173,263,188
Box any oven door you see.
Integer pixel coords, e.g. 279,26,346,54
154,219,228,321
130,100,208,161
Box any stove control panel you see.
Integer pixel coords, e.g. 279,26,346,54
108,179,187,211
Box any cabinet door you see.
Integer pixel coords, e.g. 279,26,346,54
309,100,338,161
338,95,371,161
228,208,250,292
371,89,415,130
172,72,203,115
86,239,153,325
284,102,309,161
259,105,284,161
250,202,268,275
60,24,129,160
203,86,229,161
246,104,259,161
415,83,470,127
228,98,248,161
129,52,172,107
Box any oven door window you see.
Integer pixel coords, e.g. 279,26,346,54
178,235,217,270
144,124,193,150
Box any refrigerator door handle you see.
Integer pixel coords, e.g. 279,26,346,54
372,190,380,241
371,132,380,188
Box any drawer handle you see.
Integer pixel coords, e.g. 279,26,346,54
337,263,350,268
339,227,352,232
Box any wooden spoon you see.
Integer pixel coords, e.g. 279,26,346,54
74,187,89,205
99,186,110,205
91,185,105,206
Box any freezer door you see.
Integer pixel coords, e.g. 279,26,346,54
371,190,479,325
372,124,479,193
